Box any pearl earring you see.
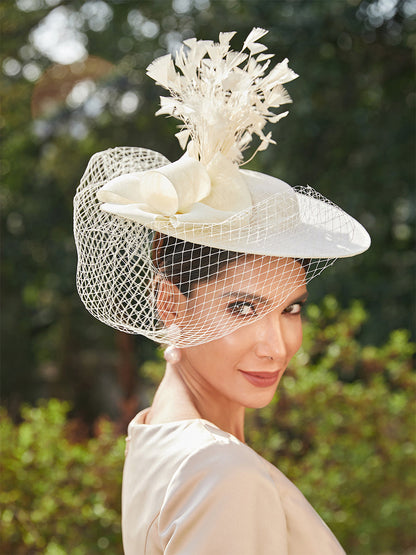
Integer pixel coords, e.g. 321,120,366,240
164,346,181,364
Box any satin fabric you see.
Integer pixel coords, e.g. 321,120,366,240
122,409,345,554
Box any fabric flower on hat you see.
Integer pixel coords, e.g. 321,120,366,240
97,28,298,225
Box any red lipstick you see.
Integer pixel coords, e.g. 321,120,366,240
239,370,280,388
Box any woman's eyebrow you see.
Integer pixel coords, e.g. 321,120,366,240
289,291,309,304
220,291,270,305
221,289,309,306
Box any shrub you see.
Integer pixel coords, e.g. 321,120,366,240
0,399,125,555
1,298,415,554
246,297,416,554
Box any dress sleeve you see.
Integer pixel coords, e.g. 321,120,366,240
158,441,289,555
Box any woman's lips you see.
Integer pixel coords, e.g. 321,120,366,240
239,370,281,388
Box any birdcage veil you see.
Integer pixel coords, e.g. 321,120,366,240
74,29,370,347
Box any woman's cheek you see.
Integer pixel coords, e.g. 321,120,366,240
293,318,304,353
284,317,303,358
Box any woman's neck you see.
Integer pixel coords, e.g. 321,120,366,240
148,364,246,442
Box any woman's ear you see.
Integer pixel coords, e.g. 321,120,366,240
156,279,188,327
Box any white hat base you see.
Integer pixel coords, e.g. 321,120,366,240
74,147,370,347
100,166,370,259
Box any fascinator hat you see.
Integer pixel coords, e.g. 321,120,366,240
74,28,370,347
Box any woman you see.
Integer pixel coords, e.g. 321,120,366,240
74,29,370,554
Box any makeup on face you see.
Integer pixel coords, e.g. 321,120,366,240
174,256,307,418
238,370,281,388
223,290,308,321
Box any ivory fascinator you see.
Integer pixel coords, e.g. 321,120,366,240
74,28,370,346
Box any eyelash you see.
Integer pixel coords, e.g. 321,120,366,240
227,301,257,318
283,301,306,315
227,299,306,318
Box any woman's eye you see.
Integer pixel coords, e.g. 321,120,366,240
284,302,304,315
228,301,257,317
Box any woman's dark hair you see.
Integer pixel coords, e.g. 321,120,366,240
151,233,244,297
151,233,311,299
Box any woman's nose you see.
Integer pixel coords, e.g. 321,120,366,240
253,314,287,363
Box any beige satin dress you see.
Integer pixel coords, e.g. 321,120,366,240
122,409,345,554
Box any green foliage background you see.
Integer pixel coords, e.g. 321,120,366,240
1,300,415,554
1,0,415,553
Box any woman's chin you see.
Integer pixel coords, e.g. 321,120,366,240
243,392,277,410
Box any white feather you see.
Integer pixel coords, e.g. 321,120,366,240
242,27,268,50
146,28,298,166
219,31,236,45
175,129,190,150
246,42,268,55
257,53,275,62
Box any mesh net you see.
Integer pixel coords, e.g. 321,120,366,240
74,147,336,347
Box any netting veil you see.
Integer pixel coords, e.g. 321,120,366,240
74,29,370,347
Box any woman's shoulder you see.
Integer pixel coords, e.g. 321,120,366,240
127,410,315,513
127,411,273,483
124,413,346,554
127,411,303,497
161,418,278,489
161,422,345,554
158,421,287,531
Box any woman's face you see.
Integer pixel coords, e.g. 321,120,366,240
175,256,307,411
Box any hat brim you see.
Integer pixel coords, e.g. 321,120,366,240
100,167,370,259
74,147,370,345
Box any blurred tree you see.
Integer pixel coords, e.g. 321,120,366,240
1,0,414,420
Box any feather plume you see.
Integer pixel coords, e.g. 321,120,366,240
146,28,298,166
